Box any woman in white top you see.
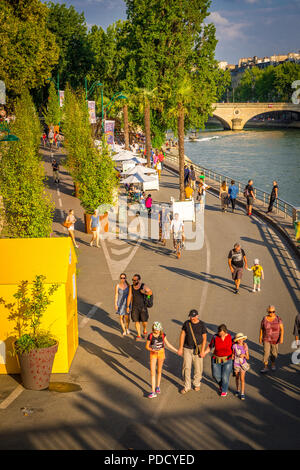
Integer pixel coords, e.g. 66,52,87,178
65,209,78,248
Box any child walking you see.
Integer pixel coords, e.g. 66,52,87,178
232,333,250,400
248,258,264,292
145,322,177,398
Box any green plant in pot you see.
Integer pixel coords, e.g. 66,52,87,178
0,275,59,390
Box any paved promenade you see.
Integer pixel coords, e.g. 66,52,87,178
0,147,299,450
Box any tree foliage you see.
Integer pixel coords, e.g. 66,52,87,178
46,2,94,90
0,90,54,237
235,63,300,102
0,0,59,102
63,86,118,214
42,81,61,127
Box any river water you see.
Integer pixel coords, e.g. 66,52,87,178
180,127,300,207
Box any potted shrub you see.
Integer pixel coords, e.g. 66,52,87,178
0,275,59,390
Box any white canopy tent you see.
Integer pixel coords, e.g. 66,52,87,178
112,150,138,161
121,165,156,176
121,173,157,185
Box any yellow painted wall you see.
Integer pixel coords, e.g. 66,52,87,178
0,238,78,374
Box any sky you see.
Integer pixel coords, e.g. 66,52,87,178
51,0,300,64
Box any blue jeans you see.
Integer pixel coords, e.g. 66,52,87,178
211,358,232,393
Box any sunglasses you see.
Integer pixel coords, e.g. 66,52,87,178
120,277,126,280
268,310,275,313
132,279,139,282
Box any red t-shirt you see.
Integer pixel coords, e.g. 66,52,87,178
210,334,232,357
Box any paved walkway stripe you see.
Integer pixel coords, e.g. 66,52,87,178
0,385,24,410
79,303,102,328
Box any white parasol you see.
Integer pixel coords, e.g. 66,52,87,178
112,150,138,161
121,165,156,176
121,173,157,184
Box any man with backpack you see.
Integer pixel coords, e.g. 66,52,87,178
52,159,59,183
127,274,153,341
244,179,255,216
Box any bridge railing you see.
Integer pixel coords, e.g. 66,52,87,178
164,152,299,223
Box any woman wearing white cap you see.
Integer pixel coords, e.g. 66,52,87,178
145,321,177,398
232,333,250,400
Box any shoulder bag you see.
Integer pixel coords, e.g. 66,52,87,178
188,321,203,357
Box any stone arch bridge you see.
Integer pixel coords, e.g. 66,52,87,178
212,102,300,130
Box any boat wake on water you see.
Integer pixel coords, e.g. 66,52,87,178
185,136,220,142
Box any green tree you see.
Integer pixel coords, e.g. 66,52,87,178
133,87,159,166
46,2,94,90
235,67,263,102
0,0,59,102
63,87,118,214
274,62,300,102
42,81,61,127
0,90,54,237
255,66,276,102
126,0,224,199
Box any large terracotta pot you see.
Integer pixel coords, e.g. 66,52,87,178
84,213,92,234
74,182,80,198
17,342,58,390
99,212,109,233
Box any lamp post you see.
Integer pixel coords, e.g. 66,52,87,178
103,91,127,132
84,79,104,133
84,81,127,135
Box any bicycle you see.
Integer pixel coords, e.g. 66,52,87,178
173,232,183,259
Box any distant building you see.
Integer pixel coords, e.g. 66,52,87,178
221,51,300,91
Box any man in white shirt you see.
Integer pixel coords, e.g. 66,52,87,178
170,213,185,250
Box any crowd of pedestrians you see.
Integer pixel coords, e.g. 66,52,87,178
45,129,295,406
112,276,287,400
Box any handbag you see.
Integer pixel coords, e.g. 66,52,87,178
234,344,250,371
141,284,153,308
63,221,72,228
188,322,202,357
240,361,250,371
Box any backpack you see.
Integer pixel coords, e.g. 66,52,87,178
141,283,153,308
243,186,249,198
149,332,165,347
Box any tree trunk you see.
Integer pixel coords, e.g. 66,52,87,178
178,102,185,201
123,104,130,150
144,102,151,167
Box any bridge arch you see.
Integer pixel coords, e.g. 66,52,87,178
243,109,300,128
211,103,300,130
211,113,232,130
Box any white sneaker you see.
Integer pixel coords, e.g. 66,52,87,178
257,288,261,292
126,329,130,335
252,289,256,293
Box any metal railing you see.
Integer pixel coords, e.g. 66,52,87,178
164,152,299,223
